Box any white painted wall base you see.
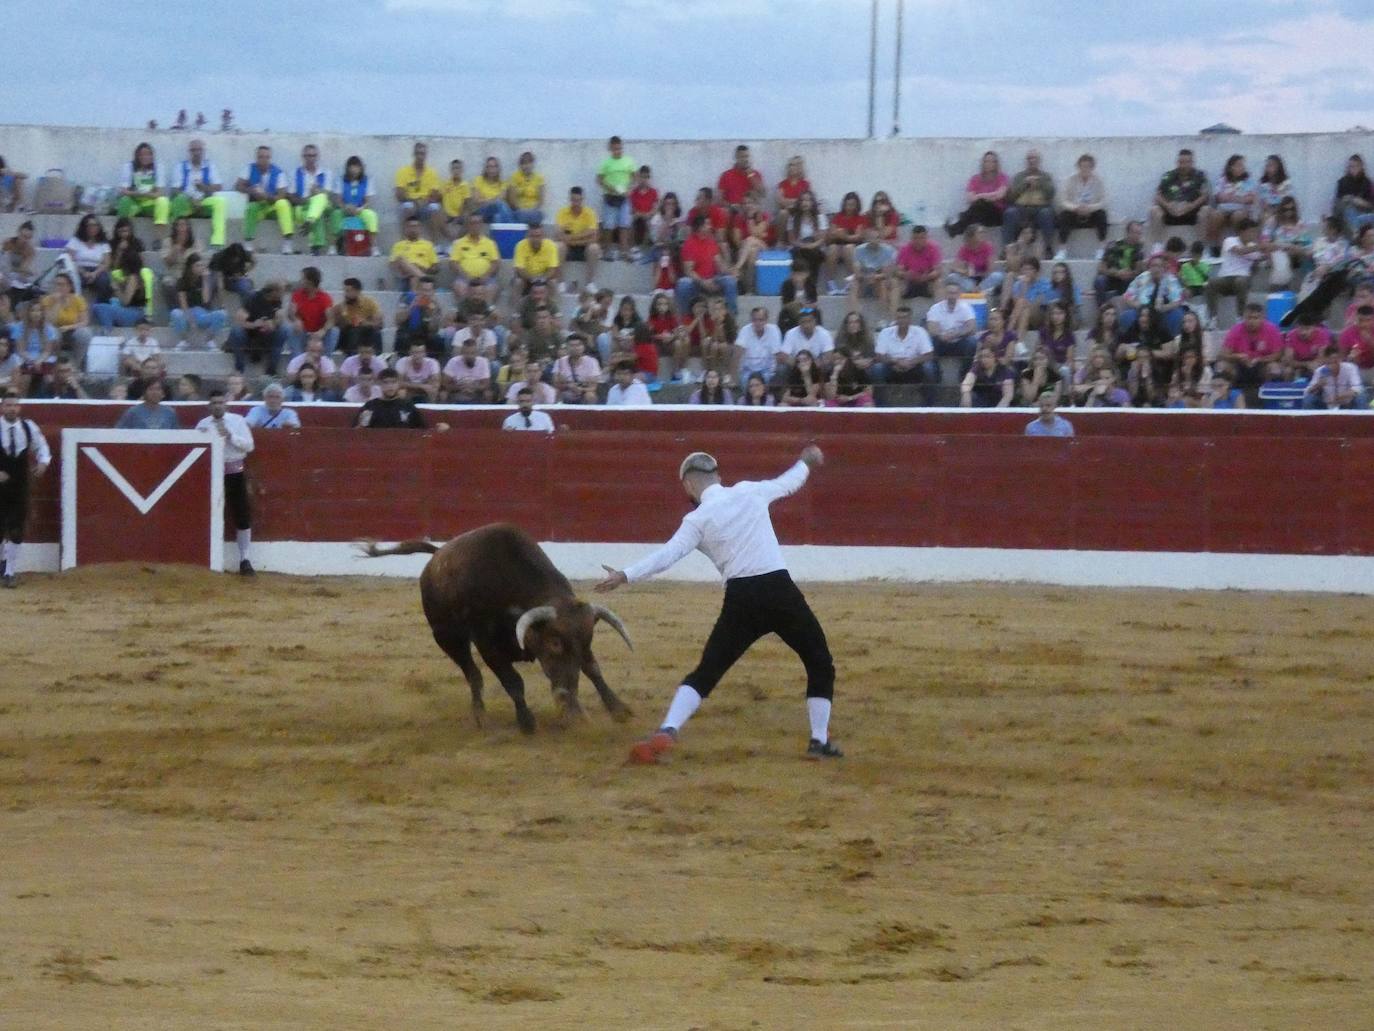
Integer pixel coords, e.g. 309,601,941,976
16,541,1369,595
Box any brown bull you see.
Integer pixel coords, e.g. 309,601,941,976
362,523,633,733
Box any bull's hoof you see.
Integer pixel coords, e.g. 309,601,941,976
470,705,486,729
516,709,537,735
607,702,634,723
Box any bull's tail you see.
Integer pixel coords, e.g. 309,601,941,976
356,538,442,558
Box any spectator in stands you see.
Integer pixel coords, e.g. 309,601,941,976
866,191,901,244
223,372,250,403
160,218,197,305
1117,304,1168,369
329,278,383,355
926,279,979,362
1206,218,1270,326
734,306,781,383
850,224,897,306
780,349,823,407
555,187,602,290
506,151,546,226
1125,347,1164,407
516,278,561,330
0,157,27,212
950,225,993,292
1304,346,1365,409
395,339,441,402
874,305,935,385
1055,154,1108,255
495,345,530,396
125,355,169,401
93,250,152,328
503,386,555,431
945,151,1009,236
1120,253,1186,337
344,368,382,403
629,324,660,381
114,142,170,249
1169,348,1211,407
355,369,446,429
167,254,226,351
41,272,91,360
228,282,287,374
649,191,687,266
286,334,338,385
1256,155,1292,223
1335,154,1374,236
1082,366,1132,408
1148,148,1212,243
245,382,302,429
605,361,651,406
118,317,160,377
285,266,335,355
1206,155,1258,254
1018,347,1064,405
597,137,637,261
1038,302,1077,369
389,215,440,289
1338,305,1374,369
235,145,296,253
513,224,561,294
209,242,254,304
676,215,739,317
1002,257,1056,338
554,333,602,404
1265,196,1313,293
688,188,730,243
780,307,834,376
289,144,334,256
335,155,380,253
284,363,333,403
827,192,868,292
739,371,775,407
520,306,562,366
1003,150,1056,257
443,335,493,403
629,165,659,259
394,275,445,356
717,144,765,210
338,338,388,386
731,197,775,292
1202,371,1245,409
834,311,877,377
825,351,873,407
1094,219,1146,307
960,347,1014,408
1024,391,1073,436
893,224,942,308
690,368,734,405
34,356,87,399
472,156,513,224
115,376,179,429
449,213,501,302
1221,302,1284,385
775,156,811,228
784,190,828,283
66,215,113,302
0,335,28,396
981,306,1019,362
1285,314,1331,375
1178,239,1210,301
1303,217,1349,300
174,373,204,402
393,141,444,237
168,139,227,248
1,221,37,308
605,296,643,365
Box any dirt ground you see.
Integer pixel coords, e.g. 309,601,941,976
0,566,1371,1030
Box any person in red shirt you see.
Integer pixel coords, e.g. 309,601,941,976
675,214,738,316
774,155,811,233
286,265,335,356
1338,304,1374,369
647,292,680,357
827,191,868,294
894,225,943,303
1285,315,1333,376
717,144,765,209
688,187,730,243
628,165,658,257
730,197,777,293
1220,302,1285,385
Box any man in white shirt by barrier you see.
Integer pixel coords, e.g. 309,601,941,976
0,390,51,588
502,386,556,431
596,446,840,763
195,389,257,576
735,306,782,382
874,305,936,384
605,362,652,406
779,307,835,374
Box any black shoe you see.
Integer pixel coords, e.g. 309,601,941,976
2,573,16,589
239,560,256,577
806,738,843,759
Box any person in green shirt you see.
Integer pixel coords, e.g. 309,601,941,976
1178,240,1210,300
596,135,637,262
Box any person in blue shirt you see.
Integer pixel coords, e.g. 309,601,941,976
244,382,302,428
1005,256,1059,340
1024,390,1075,436
234,145,295,253
114,378,180,429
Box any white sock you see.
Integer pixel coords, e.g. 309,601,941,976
236,530,251,563
661,685,702,733
2,540,17,571
807,697,832,744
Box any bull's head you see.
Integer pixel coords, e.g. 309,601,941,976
514,599,633,715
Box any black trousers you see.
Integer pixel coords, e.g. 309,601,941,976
946,199,1004,236
684,570,835,700
225,472,252,532
0,483,27,543
1057,209,1108,242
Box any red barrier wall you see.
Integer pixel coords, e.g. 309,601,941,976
21,414,1374,557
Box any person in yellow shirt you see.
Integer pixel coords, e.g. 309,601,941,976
471,156,514,223
512,222,561,294
449,213,502,301
440,158,471,242
555,187,602,290
389,215,439,289
393,141,444,240
506,150,546,226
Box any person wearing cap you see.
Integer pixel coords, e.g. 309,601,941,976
502,386,555,431
513,224,562,295
195,388,257,575
245,382,302,429
597,445,840,762
0,389,51,588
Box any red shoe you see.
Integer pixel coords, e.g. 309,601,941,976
628,729,677,765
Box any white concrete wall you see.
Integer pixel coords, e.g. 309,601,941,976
5,122,1370,229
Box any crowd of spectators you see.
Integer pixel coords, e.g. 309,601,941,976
2,138,1373,413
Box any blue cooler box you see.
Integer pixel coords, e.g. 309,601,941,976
963,293,988,328
490,222,528,260
755,249,793,295
1266,290,1295,325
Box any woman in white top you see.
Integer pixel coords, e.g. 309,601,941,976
65,214,113,301
785,190,828,284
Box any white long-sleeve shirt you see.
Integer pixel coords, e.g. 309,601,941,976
625,461,809,584
195,413,254,473
0,417,51,467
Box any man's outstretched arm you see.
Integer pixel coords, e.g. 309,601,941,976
752,445,824,503
596,518,704,593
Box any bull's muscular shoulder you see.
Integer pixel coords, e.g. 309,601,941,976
424,522,574,608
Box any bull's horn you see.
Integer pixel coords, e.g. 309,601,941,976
515,606,558,650
592,606,634,651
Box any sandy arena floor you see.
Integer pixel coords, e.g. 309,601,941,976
0,566,1371,1030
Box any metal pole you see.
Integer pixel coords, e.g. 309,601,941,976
867,0,878,139
892,0,904,136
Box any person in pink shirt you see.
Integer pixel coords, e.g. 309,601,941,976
394,339,441,402
343,368,382,404
553,332,603,404
944,151,1009,237
1220,302,1284,385
894,225,943,305
950,225,994,291
1342,282,1374,327
1284,316,1333,376
337,340,389,387
1338,304,1374,369
441,335,493,403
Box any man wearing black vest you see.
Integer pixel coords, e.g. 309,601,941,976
0,390,52,588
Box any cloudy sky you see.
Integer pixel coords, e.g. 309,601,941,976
6,0,1372,139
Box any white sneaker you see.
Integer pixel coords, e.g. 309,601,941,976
370,247,382,257
630,247,643,263
585,281,598,292
280,241,295,254
1093,247,1105,261
175,340,190,351
243,242,255,254
1053,248,1067,261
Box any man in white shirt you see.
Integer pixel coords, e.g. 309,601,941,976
194,389,257,576
875,305,936,384
1303,347,1365,409
605,362,652,406
0,390,51,588
925,280,979,360
779,308,835,374
597,446,839,762
1206,218,1271,325
735,306,782,382
244,382,302,429
502,386,556,431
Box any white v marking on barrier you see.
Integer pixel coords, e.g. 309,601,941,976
81,446,207,515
